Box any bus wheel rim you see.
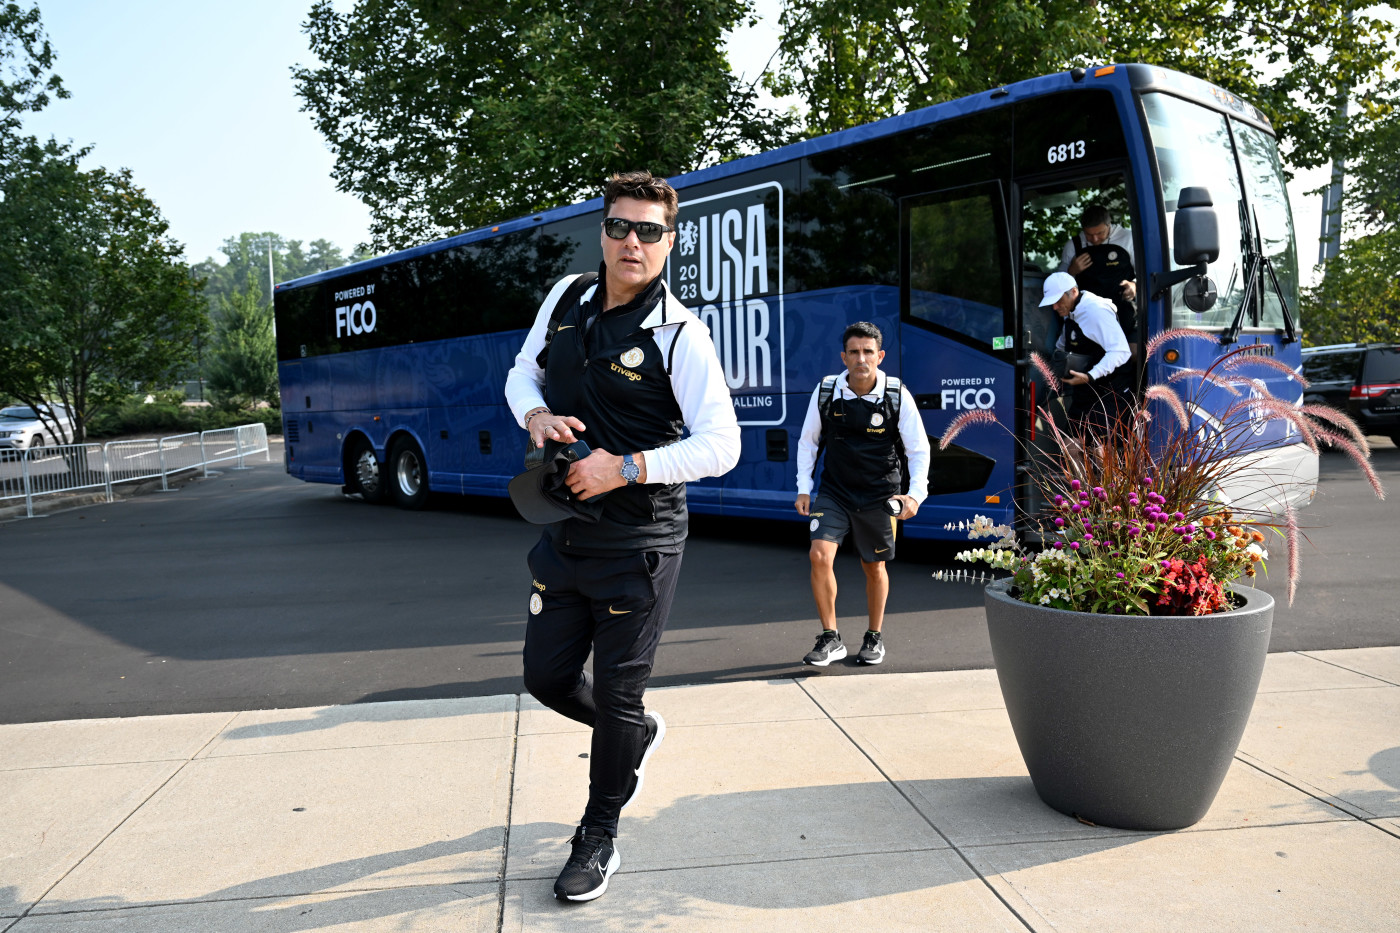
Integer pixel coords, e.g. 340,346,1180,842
397,451,421,495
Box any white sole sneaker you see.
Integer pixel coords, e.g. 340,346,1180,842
803,643,848,667
622,711,665,811
560,849,621,902
856,648,885,665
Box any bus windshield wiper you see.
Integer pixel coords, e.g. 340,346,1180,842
1221,207,1297,345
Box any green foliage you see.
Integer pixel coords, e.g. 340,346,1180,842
768,0,1399,170
1301,229,1400,347
0,141,208,442
768,0,1101,137
190,232,369,320
0,1,68,158
205,285,279,408
85,399,282,439
293,0,797,249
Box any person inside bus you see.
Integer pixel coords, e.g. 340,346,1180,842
794,321,931,668
1059,204,1138,346
1041,271,1132,436
504,170,740,903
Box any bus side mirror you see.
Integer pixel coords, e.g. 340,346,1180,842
1174,187,1220,266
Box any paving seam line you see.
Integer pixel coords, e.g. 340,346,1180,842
15,710,240,923
793,678,1037,932
496,695,521,933
1294,651,1400,688
1233,752,1391,832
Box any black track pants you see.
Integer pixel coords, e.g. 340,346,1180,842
522,535,682,836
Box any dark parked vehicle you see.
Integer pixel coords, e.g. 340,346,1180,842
1302,343,1400,443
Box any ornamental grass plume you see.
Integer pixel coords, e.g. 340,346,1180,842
937,329,1385,614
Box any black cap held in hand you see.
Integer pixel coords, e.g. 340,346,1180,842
508,438,608,524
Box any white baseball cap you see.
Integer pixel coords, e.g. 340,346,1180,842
1039,271,1078,307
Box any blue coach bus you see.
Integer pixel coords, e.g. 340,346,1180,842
274,63,1312,541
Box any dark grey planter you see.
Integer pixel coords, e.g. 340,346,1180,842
984,578,1274,831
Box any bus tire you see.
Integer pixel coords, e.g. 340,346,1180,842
346,436,386,504
388,435,430,510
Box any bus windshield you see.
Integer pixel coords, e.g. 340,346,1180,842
1233,121,1298,329
1143,92,1297,333
1143,93,1246,330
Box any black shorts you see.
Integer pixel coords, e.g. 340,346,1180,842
809,494,897,562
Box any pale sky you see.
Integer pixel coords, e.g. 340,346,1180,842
22,0,1330,279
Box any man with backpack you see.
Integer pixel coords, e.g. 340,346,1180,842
795,321,931,668
504,170,740,902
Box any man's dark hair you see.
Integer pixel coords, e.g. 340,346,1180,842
1080,204,1112,229
842,321,883,350
604,170,679,227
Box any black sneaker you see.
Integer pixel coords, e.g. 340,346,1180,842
856,630,885,665
621,710,665,812
803,630,847,666
553,825,619,901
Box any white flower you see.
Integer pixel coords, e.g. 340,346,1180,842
1039,595,1051,605
1246,543,1268,560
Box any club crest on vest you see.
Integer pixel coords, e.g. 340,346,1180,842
621,347,644,367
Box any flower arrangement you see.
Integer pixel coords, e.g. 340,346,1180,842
933,329,1385,616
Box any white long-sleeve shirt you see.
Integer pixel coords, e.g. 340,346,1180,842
504,273,741,485
1054,290,1131,382
794,370,931,503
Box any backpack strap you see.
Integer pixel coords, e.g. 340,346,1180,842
883,375,902,422
817,374,839,419
535,272,599,369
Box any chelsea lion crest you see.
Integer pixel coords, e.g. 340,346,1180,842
620,347,644,368
869,412,884,427
529,593,542,615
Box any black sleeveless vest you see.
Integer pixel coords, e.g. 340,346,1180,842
817,388,902,510
542,273,687,554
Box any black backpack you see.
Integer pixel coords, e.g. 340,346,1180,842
816,374,909,491
535,272,599,369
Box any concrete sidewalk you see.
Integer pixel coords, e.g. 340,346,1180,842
2,649,1397,932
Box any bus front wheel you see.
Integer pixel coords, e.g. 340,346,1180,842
389,436,429,510
347,437,386,504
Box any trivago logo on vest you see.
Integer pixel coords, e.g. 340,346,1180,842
667,182,786,426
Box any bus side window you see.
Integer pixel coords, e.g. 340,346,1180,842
903,182,1012,349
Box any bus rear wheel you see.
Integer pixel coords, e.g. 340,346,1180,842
347,437,386,503
389,436,429,510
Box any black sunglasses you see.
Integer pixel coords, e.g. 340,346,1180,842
602,217,674,243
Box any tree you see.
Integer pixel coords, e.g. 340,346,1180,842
0,142,208,441
293,0,797,249
766,0,1399,170
1301,231,1400,346
191,232,369,319
768,0,1102,137
0,1,67,159
206,285,278,409
1301,100,1400,346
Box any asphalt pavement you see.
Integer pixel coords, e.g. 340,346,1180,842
0,438,1397,724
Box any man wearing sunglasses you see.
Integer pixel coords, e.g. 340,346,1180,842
504,170,740,902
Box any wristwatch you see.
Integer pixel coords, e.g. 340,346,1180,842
621,453,640,485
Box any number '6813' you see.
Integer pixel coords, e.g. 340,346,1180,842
1047,141,1087,163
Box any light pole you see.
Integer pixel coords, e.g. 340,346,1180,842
251,235,282,302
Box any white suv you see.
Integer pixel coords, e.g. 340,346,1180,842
0,404,75,458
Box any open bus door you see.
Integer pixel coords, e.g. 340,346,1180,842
898,180,1020,536
1014,171,1141,527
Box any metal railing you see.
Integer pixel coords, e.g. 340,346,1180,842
0,423,271,519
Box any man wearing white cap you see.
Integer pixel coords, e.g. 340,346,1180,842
1040,271,1132,436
